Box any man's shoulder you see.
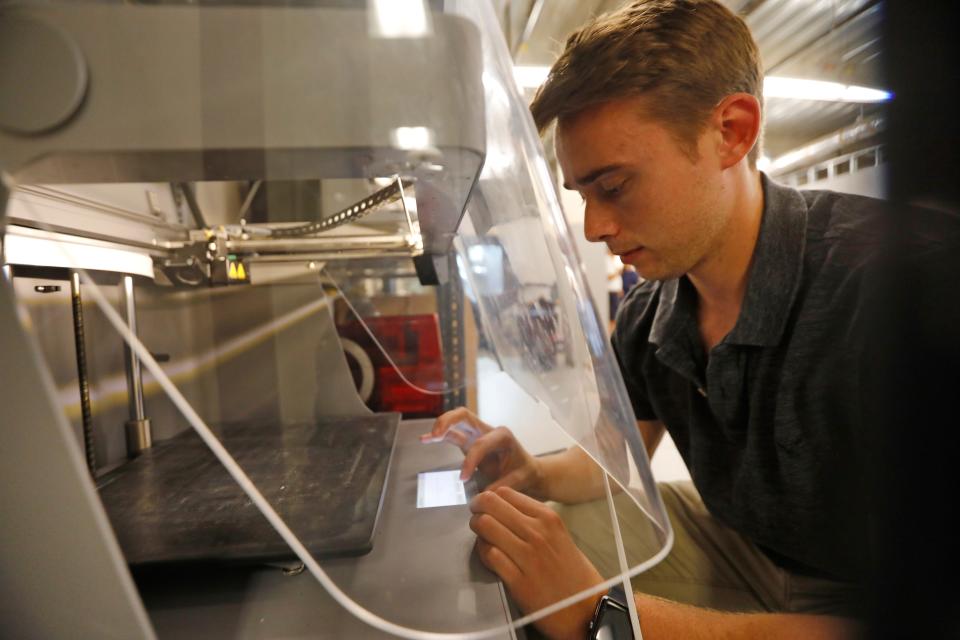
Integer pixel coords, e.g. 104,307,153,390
798,186,960,266
784,186,960,328
780,186,891,279
801,187,888,241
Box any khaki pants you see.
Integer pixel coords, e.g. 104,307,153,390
555,481,862,617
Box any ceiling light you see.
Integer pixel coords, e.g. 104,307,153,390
512,66,892,103
369,0,431,38
390,126,434,151
513,65,550,90
4,226,154,277
764,76,892,103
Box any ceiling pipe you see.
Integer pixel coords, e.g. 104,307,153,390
768,113,884,176
511,0,546,58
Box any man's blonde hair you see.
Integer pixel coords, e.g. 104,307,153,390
530,0,763,166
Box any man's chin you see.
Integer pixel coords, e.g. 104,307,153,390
632,262,683,283
618,248,685,281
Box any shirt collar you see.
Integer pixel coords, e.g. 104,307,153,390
649,174,808,349
649,278,683,347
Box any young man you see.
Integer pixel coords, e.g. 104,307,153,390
428,1,885,637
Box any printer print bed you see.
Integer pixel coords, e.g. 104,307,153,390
97,413,399,565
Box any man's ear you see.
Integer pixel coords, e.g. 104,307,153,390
713,93,762,170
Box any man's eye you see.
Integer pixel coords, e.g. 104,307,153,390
599,182,624,197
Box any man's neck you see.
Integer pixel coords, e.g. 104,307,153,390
688,169,765,348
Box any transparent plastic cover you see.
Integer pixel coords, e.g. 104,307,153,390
1,0,670,637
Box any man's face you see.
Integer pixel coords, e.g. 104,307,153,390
556,96,728,281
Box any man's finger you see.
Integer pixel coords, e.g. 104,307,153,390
460,427,513,480
444,429,468,449
425,407,490,439
490,485,555,520
469,510,527,562
469,489,536,542
475,539,522,584
426,407,471,438
485,468,528,493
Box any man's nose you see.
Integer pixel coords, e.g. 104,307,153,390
583,200,619,243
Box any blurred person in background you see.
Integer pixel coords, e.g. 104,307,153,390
606,248,625,332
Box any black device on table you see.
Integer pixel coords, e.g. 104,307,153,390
97,413,399,565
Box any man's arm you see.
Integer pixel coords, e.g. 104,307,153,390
636,418,666,458
537,419,665,504
430,409,665,504
470,486,861,640
630,593,860,640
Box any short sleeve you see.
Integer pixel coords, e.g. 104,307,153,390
611,287,659,422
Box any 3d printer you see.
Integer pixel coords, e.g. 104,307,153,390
0,2,670,638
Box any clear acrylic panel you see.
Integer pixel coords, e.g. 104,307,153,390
0,0,670,637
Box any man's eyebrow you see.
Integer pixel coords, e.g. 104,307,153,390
562,164,623,191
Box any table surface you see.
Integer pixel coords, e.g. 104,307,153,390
135,418,525,640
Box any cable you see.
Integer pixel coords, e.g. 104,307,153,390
237,180,261,222
177,182,207,230
321,267,467,397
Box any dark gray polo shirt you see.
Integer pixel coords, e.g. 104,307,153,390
612,175,885,582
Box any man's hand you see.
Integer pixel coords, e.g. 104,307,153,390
470,486,605,640
425,408,546,496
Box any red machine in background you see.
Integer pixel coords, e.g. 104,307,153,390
337,314,445,418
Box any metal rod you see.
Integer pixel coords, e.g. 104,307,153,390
768,115,884,177
1,179,9,269
177,182,207,230
121,276,145,420
512,0,546,57
120,275,151,456
70,272,97,476
243,250,415,264
395,176,419,237
227,234,415,253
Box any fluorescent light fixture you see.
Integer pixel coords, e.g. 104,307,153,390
514,68,891,102
390,126,434,151
369,0,432,38
4,226,154,277
756,156,772,172
764,76,892,103
513,65,551,90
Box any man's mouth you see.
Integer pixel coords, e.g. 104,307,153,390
617,246,645,260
